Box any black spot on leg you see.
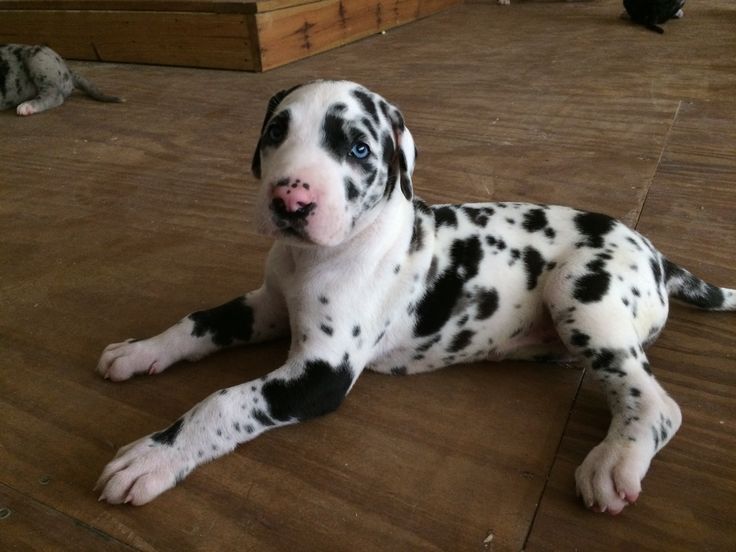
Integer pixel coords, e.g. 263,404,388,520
352,325,361,337
320,324,334,336
448,329,475,352
390,366,407,376
570,329,590,348
261,357,353,422
574,271,611,303
252,409,275,426
152,418,184,446
476,288,499,320
190,298,254,347
630,387,641,397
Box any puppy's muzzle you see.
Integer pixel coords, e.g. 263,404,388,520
269,178,317,228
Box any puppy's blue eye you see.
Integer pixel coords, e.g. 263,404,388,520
350,142,370,159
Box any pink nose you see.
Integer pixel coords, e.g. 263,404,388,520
272,183,314,213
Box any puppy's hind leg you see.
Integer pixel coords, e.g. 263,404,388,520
16,83,66,116
550,300,681,514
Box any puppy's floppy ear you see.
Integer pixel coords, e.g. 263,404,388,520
384,104,416,201
251,84,302,179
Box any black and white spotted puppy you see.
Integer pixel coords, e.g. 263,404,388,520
95,80,735,514
0,44,122,116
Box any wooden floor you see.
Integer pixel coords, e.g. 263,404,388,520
1,1,735,550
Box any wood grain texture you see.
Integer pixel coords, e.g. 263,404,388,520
255,0,463,70
0,10,255,69
1,0,735,550
0,484,134,551
0,0,462,70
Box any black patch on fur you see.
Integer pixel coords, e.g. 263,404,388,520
152,418,183,446
522,208,548,233
352,89,379,123
320,324,334,336
570,329,590,348
574,270,611,303
391,366,407,376
574,211,616,248
344,177,359,201
253,409,275,426
322,112,350,159
190,298,254,347
463,206,493,227
414,236,483,337
476,288,499,320
261,357,353,422
448,329,475,352
663,259,725,309
433,206,458,228
409,210,425,253
523,246,546,290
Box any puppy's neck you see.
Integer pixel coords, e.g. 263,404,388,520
287,188,414,275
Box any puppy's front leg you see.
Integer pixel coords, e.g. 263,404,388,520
97,284,287,381
96,351,357,505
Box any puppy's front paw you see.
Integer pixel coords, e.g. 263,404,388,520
575,438,651,515
95,433,193,505
96,339,165,381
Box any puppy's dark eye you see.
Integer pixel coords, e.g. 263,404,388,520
267,123,285,142
349,142,370,159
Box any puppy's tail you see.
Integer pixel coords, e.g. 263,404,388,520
72,72,124,103
664,259,736,311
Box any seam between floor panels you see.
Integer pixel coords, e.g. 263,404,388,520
633,99,683,230
521,368,585,551
0,482,141,551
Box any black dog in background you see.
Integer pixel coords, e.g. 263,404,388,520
624,0,685,33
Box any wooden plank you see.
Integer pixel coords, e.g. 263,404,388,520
0,10,256,70
525,99,736,551
0,484,134,552
0,0,320,14
255,0,462,70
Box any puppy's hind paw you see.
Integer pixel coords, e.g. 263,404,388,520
16,102,38,116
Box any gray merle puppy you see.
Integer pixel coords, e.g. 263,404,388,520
0,44,121,116
95,80,735,514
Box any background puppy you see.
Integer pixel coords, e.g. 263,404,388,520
0,44,122,115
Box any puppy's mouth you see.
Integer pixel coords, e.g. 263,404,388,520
270,213,312,243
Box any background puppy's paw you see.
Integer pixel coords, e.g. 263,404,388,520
16,102,37,116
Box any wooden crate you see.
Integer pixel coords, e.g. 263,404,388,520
0,0,462,71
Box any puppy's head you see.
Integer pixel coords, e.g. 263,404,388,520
251,80,416,247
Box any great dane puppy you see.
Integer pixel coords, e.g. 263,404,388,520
96,80,735,514
0,44,121,115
